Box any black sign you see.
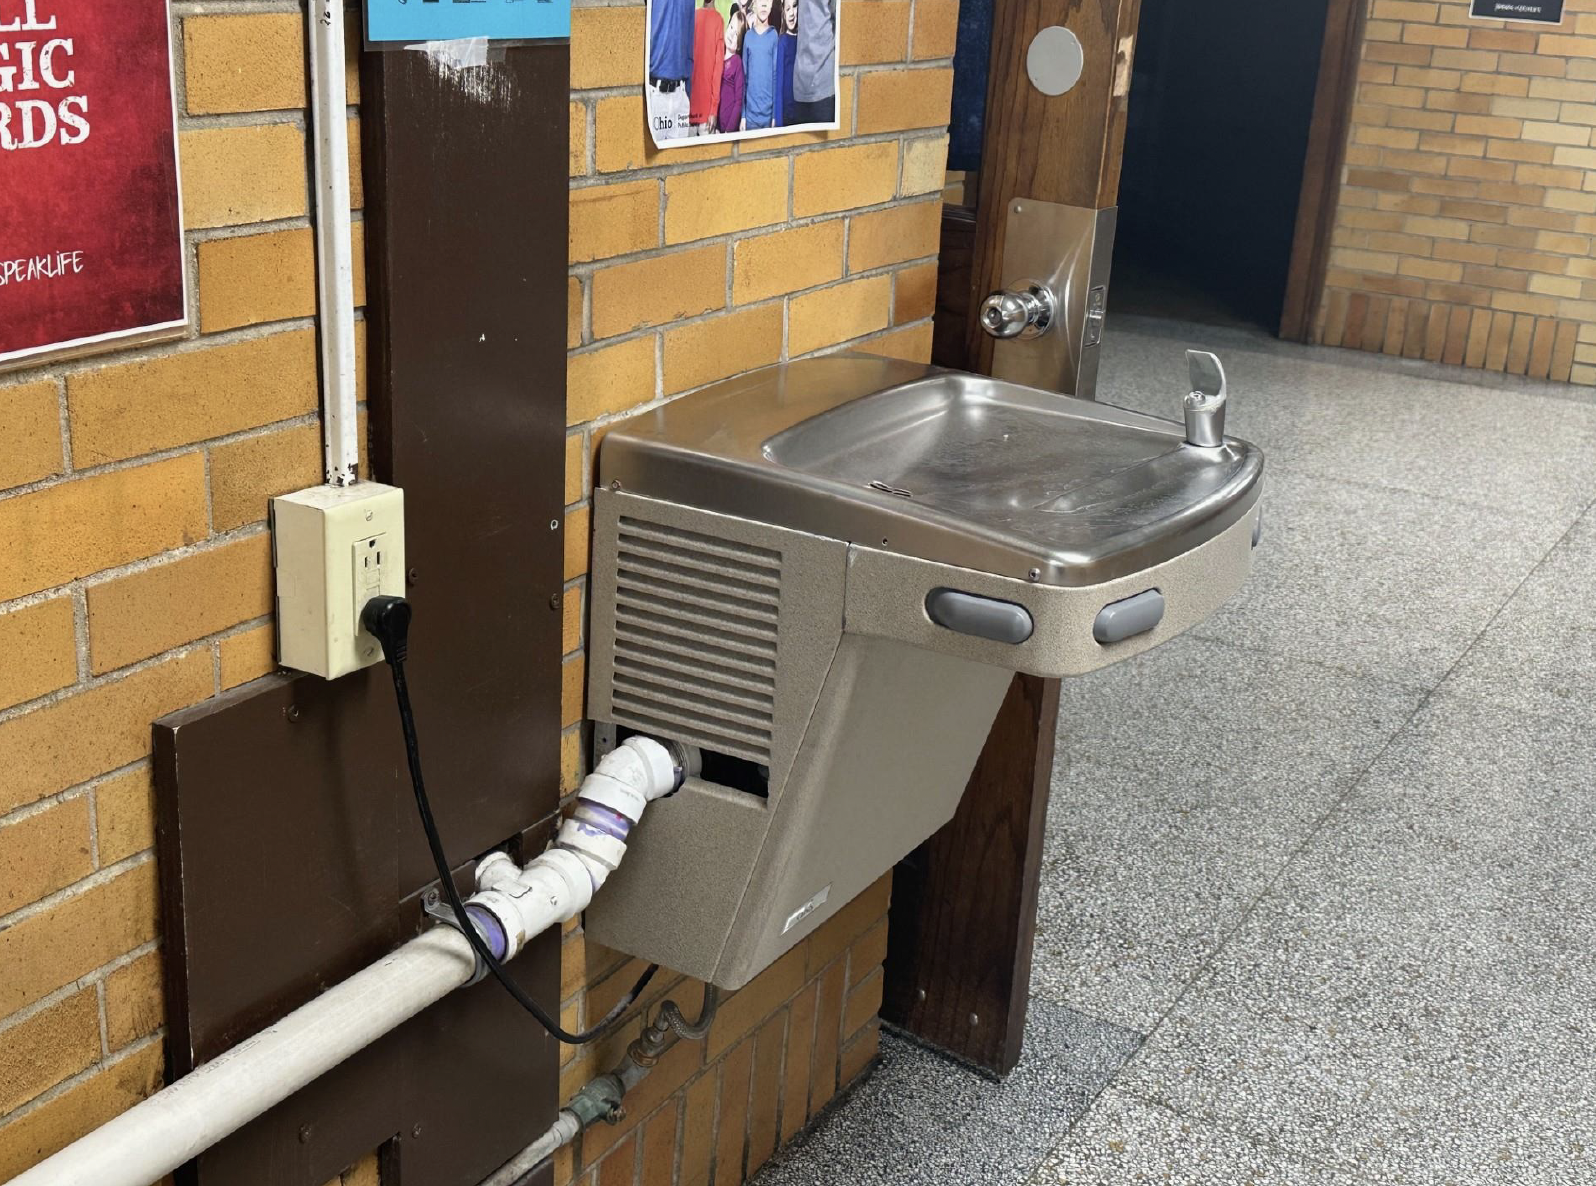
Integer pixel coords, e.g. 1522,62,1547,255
1469,0,1565,23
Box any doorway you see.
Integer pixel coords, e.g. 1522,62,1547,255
1111,0,1337,335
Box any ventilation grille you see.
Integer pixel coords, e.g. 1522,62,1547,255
609,517,780,764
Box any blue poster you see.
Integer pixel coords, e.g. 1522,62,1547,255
365,0,571,44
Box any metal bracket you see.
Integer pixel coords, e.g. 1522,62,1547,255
990,200,1118,400
422,887,491,986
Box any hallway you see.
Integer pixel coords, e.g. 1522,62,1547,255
753,318,1596,1185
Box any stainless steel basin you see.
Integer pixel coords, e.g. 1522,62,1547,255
600,355,1263,586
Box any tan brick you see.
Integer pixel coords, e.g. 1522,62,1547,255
88,534,273,673
571,101,589,176
596,1132,637,1186
591,245,726,339
197,225,367,334
0,456,207,604
809,961,844,1112
561,586,582,658
565,433,587,505
746,1012,785,1174
70,330,318,467
0,861,159,1014
571,181,662,264
706,942,806,1059
0,651,212,816
843,966,883,1036
839,1018,880,1085
780,981,817,1140
0,596,76,712
639,1102,677,1186
1470,28,1536,53
848,918,888,987
0,1041,164,1182
794,142,900,217
893,261,939,324
843,1,910,64
180,124,308,230
663,304,783,395
901,134,951,197
864,321,933,362
104,950,164,1052
790,276,892,355
595,94,733,173
568,336,659,425
342,1153,381,1186
561,729,583,794
857,66,954,135
565,505,592,580
1462,70,1529,96
1539,33,1596,59
209,423,321,533
184,14,304,115
715,1038,754,1184
0,989,100,1115
733,221,846,304
0,381,63,491
1404,23,1470,48
572,5,647,89
1372,0,1437,18
665,159,790,245
219,624,277,690
680,1065,718,1186
96,766,155,867
913,0,960,58
0,795,92,914
848,201,940,273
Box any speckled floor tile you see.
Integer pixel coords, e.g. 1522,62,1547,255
1096,324,1596,519
1108,693,1596,1183
751,1000,1142,1186
1035,1090,1367,1185
1190,468,1568,686
1444,511,1596,730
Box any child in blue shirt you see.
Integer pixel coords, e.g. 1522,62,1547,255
740,0,779,130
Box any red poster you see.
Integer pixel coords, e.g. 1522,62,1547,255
0,0,186,367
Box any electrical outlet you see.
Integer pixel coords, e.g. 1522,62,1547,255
271,482,406,679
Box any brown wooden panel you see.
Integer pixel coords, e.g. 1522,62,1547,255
1279,0,1367,342
155,39,570,1186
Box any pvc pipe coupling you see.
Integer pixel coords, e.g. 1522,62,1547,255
464,736,694,961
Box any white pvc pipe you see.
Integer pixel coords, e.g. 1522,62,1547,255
8,927,476,1186
308,0,360,487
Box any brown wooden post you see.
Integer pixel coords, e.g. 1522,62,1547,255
882,0,1142,1075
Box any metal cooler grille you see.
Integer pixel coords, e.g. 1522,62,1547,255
609,517,780,763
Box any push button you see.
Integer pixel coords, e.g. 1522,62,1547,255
1093,589,1164,644
925,588,1035,644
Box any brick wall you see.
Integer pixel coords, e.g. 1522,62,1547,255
0,2,365,1178
0,0,955,1178
1316,0,1596,382
558,0,958,1181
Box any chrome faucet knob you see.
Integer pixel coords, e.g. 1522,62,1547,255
980,282,1056,340
1183,349,1228,448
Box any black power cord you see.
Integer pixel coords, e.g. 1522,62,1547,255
361,595,657,1045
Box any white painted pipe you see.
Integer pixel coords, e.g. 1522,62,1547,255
8,927,477,1186
308,0,360,487
5,737,688,1186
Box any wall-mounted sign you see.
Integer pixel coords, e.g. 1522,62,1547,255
645,0,841,150
365,0,571,45
0,0,187,369
1469,0,1564,23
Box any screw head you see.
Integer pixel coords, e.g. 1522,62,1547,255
916,988,927,1002
298,1124,313,1144
969,1013,980,1026
549,592,562,610
412,1123,423,1139
423,888,440,908
285,705,302,723
550,519,560,531
1027,568,1041,582
407,567,419,587
610,479,621,491
365,510,374,522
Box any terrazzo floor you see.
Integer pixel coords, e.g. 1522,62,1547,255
753,317,1596,1185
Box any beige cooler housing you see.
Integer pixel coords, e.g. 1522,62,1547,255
583,485,1259,989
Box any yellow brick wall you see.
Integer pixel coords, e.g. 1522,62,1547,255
559,0,958,1180
1317,0,1596,380
0,0,955,1177
0,3,364,1177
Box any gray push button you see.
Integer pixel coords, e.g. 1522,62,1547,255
926,588,1035,644
1093,589,1164,644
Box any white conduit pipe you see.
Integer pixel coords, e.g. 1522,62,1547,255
308,0,360,487
7,737,684,1186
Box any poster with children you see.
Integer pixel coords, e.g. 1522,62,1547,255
645,0,840,148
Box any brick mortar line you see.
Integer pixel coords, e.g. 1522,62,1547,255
0,640,209,735
0,939,160,1045
0,758,151,833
